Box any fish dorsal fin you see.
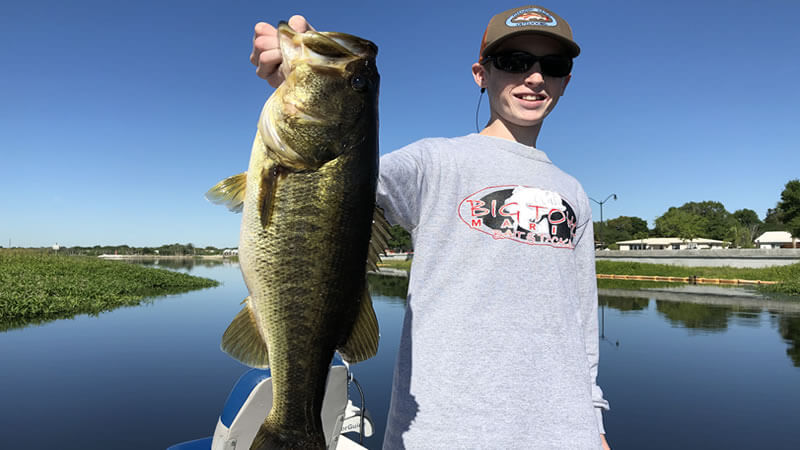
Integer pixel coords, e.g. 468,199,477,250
337,287,379,363
206,172,248,213
221,297,270,369
366,206,392,272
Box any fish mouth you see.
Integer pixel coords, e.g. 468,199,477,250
277,22,377,79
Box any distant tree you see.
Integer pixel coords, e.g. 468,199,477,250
777,179,800,243
594,216,649,245
730,226,755,248
733,208,760,227
387,225,412,252
654,208,704,241
653,201,734,241
762,207,787,232
678,201,736,240
731,208,762,247
778,179,800,224
765,207,783,223
762,180,800,235
789,216,800,247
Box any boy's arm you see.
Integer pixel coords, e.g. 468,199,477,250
574,196,611,440
601,433,611,450
375,146,427,231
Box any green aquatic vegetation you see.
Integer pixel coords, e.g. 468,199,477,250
377,259,412,271
595,260,800,296
0,251,219,331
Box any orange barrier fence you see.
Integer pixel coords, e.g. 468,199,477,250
596,274,778,286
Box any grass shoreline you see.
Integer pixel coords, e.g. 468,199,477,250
379,259,800,296
0,252,219,331
2,254,795,332
595,260,800,295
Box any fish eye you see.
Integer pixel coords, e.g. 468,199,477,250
350,74,367,91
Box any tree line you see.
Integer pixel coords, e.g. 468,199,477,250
5,179,795,253
594,179,800,248
2,243,231,256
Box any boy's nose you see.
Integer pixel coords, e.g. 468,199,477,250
524,63,546,87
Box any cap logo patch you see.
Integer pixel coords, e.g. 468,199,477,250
506,7,557,27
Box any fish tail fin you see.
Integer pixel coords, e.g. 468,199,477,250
250,421,325,450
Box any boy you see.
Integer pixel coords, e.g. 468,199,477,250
252,5,611,449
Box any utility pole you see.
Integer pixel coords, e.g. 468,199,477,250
589,194,617,248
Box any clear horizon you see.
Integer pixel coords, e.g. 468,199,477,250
3,0,798,248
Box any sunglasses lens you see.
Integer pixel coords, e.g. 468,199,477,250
540,55,572,77
490,52,572,77
493,52,534,73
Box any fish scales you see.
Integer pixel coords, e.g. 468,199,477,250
241,154,376,430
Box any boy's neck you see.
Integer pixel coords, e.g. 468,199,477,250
479,119,542,148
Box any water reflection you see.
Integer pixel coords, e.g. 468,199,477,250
599,294,800,449
3,263,800,450
367,273,409,301
125,257,236,271
655,301,734,332
600,296,649,312
599,291,800,368
780,315,800,366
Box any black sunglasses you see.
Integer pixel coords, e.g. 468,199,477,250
482,51,573,77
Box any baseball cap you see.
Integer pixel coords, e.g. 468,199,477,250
479,5,580,60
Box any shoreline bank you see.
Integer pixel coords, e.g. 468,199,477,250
97,254,229,260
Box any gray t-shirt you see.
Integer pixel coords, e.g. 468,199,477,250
376,134,609,449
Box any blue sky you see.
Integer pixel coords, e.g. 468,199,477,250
2,0,798,248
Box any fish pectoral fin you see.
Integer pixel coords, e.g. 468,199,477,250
206,172,248,213
259,165,282,229
221,298,270,369
338,287,379,363
366,206,392,272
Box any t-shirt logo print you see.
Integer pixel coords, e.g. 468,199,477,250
458,185,577,248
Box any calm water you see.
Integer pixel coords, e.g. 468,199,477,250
1,261,799,449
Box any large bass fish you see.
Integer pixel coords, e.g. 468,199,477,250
207,22,386,449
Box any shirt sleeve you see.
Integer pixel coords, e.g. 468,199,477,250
376,144,427,231
573,193,611,434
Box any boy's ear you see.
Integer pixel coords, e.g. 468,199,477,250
471,62,488,90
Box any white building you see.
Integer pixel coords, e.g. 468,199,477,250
754,231,795,249
615,237,726,251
